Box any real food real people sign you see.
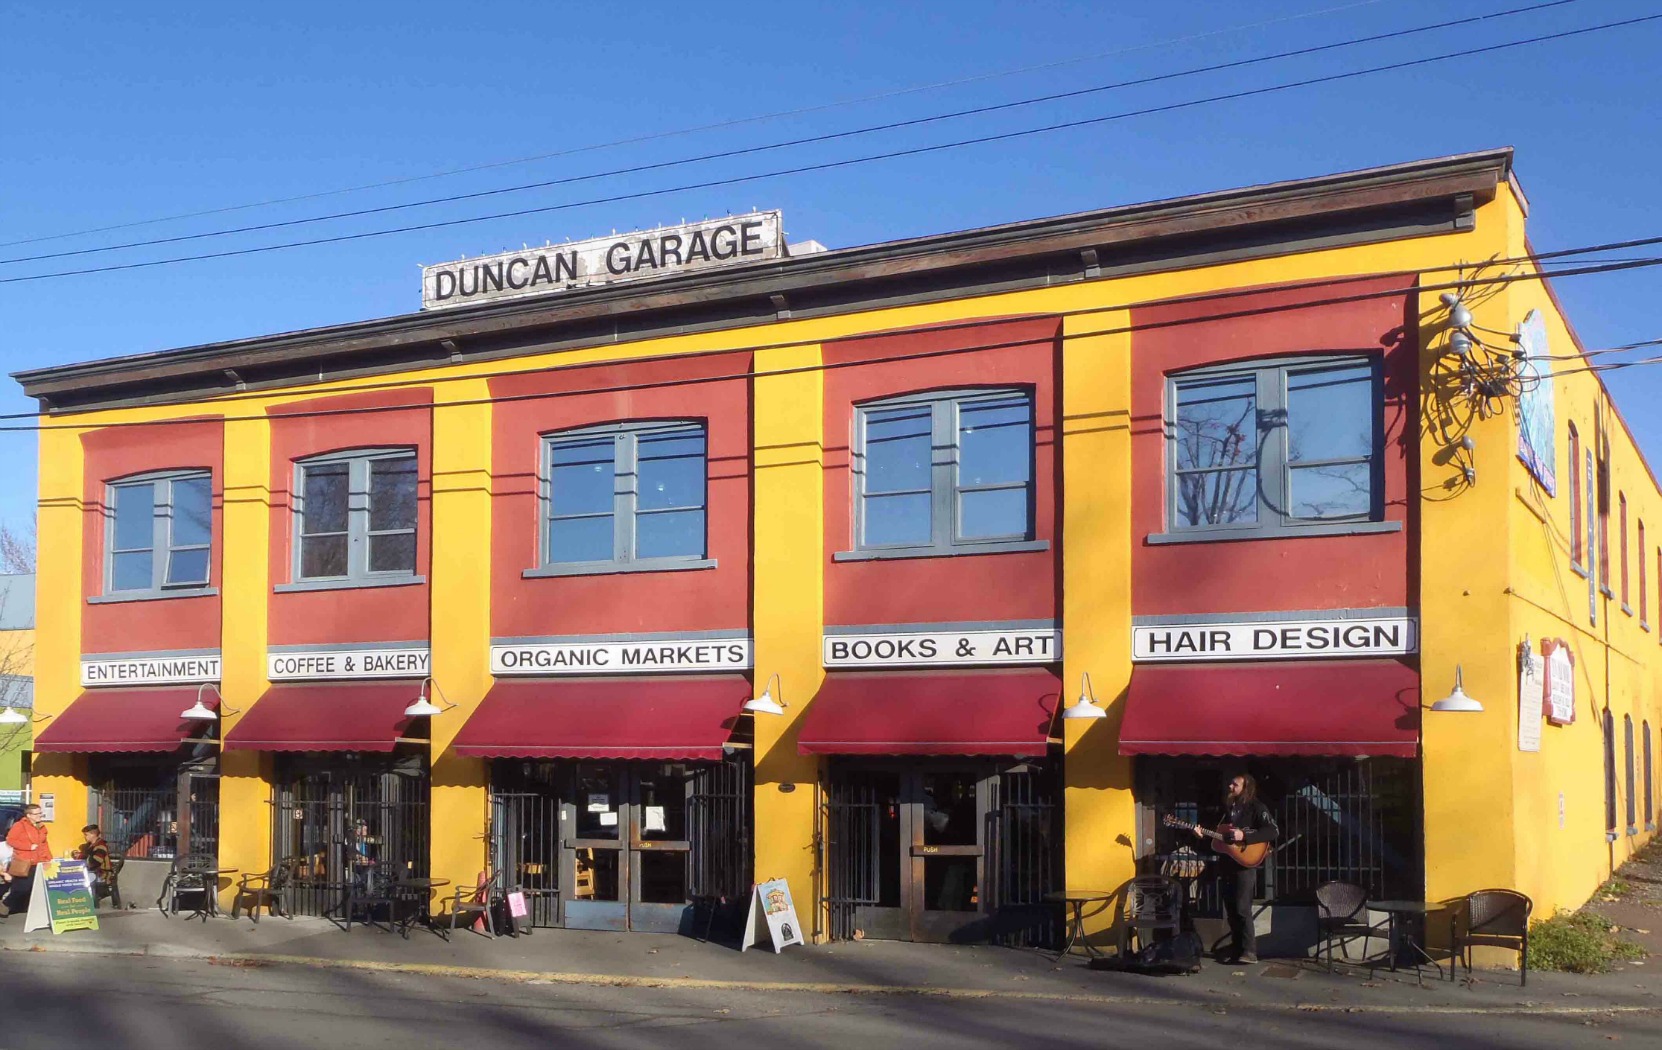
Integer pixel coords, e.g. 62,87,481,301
22,859,99,934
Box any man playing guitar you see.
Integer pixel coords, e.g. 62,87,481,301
1195,773,1279,965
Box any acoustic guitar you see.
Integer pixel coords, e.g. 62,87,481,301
1161,814,1269,869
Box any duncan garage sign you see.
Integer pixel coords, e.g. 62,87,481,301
422,212,783,310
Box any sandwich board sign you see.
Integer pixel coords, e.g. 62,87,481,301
22,859,99,934
740,877,805,953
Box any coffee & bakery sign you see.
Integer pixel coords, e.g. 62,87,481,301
422,212,783,310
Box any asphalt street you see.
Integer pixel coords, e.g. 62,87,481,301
2,952,1653,1050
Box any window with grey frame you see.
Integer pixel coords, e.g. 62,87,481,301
538,422,708,572
105,471,213,595
848,389,1038,556
1165,357,1383,538
292,449,418,583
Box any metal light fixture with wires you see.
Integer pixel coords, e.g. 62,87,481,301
1438,291,1533,419
180,683,236,722
1063,672,1108,721
0,705,46,726
404,677,457,718
1430,665,1484,713
744,673,786,716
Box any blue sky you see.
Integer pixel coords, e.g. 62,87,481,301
2,0,1660,535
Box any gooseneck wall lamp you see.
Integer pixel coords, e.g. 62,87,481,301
1430,665,1484,713
744,673,787,716
1063,672,1108,721
404,677,457,718
180,683,237,722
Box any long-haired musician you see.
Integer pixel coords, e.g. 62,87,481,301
1194,773,1279,964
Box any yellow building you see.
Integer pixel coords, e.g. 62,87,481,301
14,149,1660,956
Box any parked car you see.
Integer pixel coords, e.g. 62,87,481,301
0,805,23,838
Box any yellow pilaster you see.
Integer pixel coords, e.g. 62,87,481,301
428,381,494,894
217,411,274,901
1060,310,1137,945
31,420,88,835
1419,196,1524,906
750,344,826,937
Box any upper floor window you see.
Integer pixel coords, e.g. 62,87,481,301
1569,425,1583,565
293,449,418,584
1641,520,1649,629
1620,493,1630,610
1165,357,1381,538
538,422,708,573
105,471,213,594
847,389,1037,557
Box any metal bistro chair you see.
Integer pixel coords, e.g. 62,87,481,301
1453,889,1533,986
344,861,401,933
101,850,125,910
233,856,301,923
441,870,501,941
1118,875,1184,958
1314,881,1388,972
159,853,220,921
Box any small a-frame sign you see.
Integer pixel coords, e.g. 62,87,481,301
740,877,804,953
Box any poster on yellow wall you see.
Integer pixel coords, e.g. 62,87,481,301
1516,310,1556,496
1519,648,1544,752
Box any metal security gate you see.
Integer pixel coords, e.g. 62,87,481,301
987,761,1061,948
824,758,1060,944
274,757,430,919
94,757,220,862
491,763,561,928
1138,756,1421,913
489,758,751,932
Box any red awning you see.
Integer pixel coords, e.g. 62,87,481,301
797,669,1060,756
34,688,216,753
451,676,747,760
223,683,415,752
1119,660,1420,757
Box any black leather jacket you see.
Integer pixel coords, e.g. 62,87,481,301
1223,799,1280,847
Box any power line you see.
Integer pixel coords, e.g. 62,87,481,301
0,0,1405,251
7,251,1657,435
5,7,1648,287
0,0,1586,269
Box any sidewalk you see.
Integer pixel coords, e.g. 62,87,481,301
1,907,1656,1017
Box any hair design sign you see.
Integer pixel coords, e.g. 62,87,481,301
422,212,783,310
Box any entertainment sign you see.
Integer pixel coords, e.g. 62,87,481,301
1132,616,1417,662
490,636,753,676
81,654,221,687
422,211,784,310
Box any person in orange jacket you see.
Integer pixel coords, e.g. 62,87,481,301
0,804,51,917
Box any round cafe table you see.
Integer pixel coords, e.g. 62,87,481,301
1043,889,1115,960
1369,900,1448,982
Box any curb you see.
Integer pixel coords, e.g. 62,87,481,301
5,940,1660,1016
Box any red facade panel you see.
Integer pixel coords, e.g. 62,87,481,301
80,418,224,655
1129,277,1416,617
266,388,433,646
822,317,1060,627
489,352,751,639
453,676,748,759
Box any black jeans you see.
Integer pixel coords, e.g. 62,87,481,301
1223,865,1257,959
2,873,32,916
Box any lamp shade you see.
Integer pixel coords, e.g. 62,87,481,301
403,697,444,718
178,699,218,722
743,690,785,716
0,706,25,725
1430,666,1483,712
1063,698,1107,720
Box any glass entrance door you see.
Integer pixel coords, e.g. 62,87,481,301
562,762,694,933
828,762,991,944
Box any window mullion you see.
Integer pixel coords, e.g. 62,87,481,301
616,433,635,563
932,400,954,548
1261,367,1290,527
350,458,369,577
152,481,171,590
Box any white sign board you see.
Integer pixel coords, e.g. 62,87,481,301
1518,651,1544,752
81,655,221,687
422,211,784,310
824,629,1060,668
1132,617,1417,662
490,637,752,676
1544,639,1576,725
268,646,431,681
741,878,805,954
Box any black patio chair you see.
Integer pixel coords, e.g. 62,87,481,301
344,861,401,933
1452,889,1532,985
440,871,500,941
1314,881,1387,972
233,856,301,923
1118,874,1184,958
158,853,221,920
101,850,125,910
